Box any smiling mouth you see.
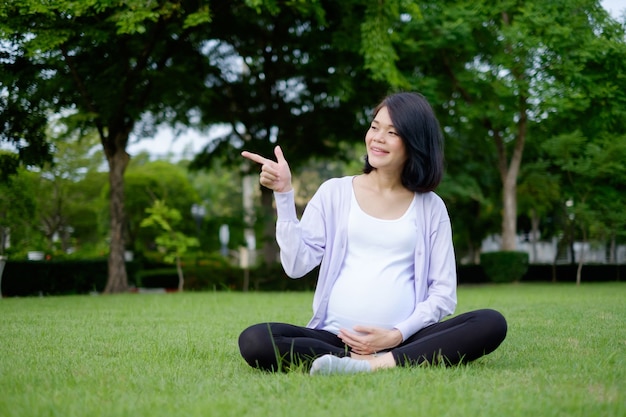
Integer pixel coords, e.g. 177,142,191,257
370,147,388,155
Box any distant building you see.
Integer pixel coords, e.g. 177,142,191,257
481,234,626,264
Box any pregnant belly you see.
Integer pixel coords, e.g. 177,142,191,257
326,280,415,331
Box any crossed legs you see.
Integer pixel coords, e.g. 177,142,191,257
238,309,507,373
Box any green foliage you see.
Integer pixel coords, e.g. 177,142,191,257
135,268,182,289
185,157,246,252
360,0,409,88
190,0,388,172
372,0,626,251
2,256,623,297
140,200,199,265
0,0,219,292
480,251,529,283
186,0,391,264
2,0,625,270
517,161,561,218
0,259,142,296
64,171,109,245
0,151,20,183
31,130,107,252
542,130,626,246
438,171,499,262
125,160,200,253
0,128,109,257
0,168,38,256
136,263,241,291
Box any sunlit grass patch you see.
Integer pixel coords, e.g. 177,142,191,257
0,283,624,417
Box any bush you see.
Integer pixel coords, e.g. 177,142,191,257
480,251,529,283
1,259,141,296
135,268,180,289
137,264,319,292
135,264,242,290
456,264,489,284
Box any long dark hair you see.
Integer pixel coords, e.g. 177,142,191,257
363,92,444,193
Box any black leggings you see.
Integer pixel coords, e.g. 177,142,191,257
238,309,507,372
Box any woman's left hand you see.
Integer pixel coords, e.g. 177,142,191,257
338,326,403,355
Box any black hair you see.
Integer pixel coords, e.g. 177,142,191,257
363,92,444,193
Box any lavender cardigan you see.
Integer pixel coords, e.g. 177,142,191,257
274,176,457,341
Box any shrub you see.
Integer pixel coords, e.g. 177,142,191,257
135,268,179,289
480,251,529,283
1,259,141,296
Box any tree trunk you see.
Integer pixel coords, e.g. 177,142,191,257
576,246,584,286
242,266,249,292
0,255,6,298
0,226,7,256
576,229,587,286
608,233,616,264
530,208,540,263
568,218,576,265
103,137,130,294
261,186,278,265
501,176,518,251
242,174,257,271
176,256,184,292
494,114,526,251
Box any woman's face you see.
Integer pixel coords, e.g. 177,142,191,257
365,106,408,173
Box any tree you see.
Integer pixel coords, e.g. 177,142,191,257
66,171,110,253
435,109,502,262
186,156,246,254
0,51,52,181
538,4,626,281
1,128,110,259
437,172,500,264
141,200,199,292
0,167,37,256
29,127,105,253
363,0,624,251
123,159,199,256
542,131,626,284
190,0,389,264
0,0,213,292
517,161,561,262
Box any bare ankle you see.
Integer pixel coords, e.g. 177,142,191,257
349,352,373,360
369,352,396,370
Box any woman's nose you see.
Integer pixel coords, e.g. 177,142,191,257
371,131,384,142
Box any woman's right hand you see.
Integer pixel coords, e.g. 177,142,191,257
241,145,293,193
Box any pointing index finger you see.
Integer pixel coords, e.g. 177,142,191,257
241,151,271,166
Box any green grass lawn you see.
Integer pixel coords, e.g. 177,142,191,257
0,283,624,417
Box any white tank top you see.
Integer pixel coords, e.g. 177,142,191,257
322,188,418,334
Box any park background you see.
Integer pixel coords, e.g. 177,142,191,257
1,0,626,295
0,3,625,417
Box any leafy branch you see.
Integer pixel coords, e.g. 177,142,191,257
140,200,199,292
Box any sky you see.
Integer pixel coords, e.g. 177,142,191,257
127,0,626,160
127,124,223,160
602,0,626,17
